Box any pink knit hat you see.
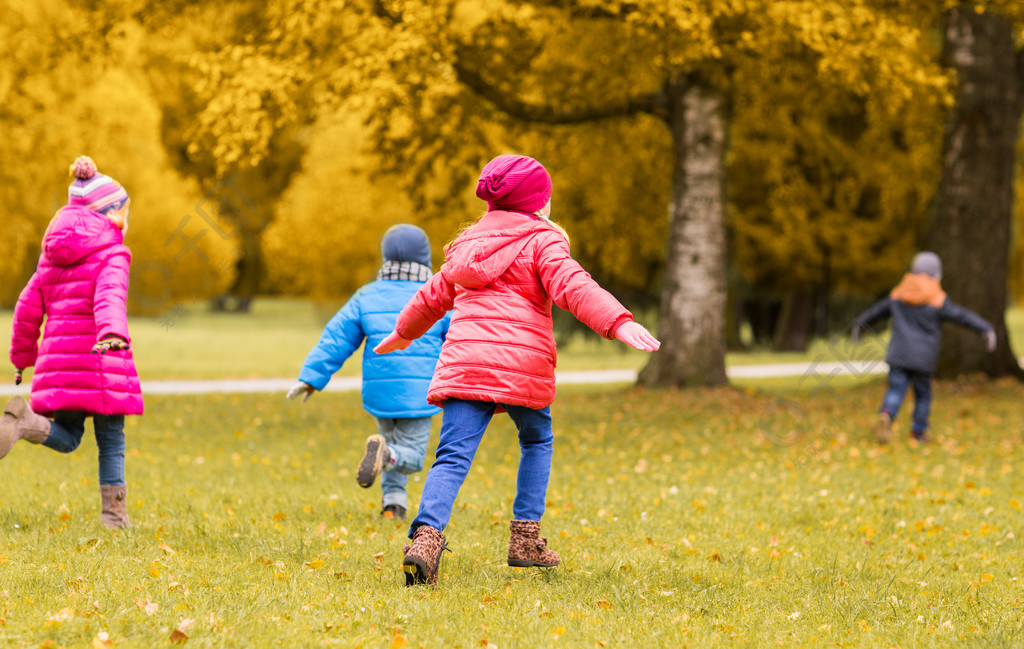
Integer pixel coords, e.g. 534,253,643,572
476,154,552,213
68,156,129,215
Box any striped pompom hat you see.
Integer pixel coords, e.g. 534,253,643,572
68,156,129,216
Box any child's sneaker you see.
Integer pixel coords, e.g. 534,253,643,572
874,412,892,445
357,434,388,488
911,429,930,444
382,504,406,521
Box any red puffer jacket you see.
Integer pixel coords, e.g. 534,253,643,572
395,210,632,409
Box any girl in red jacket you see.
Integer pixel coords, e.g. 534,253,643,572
375,154,660,585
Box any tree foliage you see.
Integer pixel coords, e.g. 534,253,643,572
0,0,233,313
5,0,1024,376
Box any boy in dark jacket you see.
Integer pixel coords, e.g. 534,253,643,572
852,252,996,444
287,224,449,520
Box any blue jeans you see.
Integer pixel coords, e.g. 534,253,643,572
42,411,126,486
880,367,933,435
410,399,553,537
374,416,433,509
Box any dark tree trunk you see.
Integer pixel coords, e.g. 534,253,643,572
926,5,1024,378
773,292,814,352
639,77,729,387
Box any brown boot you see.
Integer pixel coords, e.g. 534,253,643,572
508,520,560,567
0,396,50,459
402,525,448,586
875,411,893,445
100,485,131,529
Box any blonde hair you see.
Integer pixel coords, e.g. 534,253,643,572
443,211,570,258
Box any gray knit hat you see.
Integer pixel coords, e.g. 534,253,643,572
911,252,942,279
381,224,432,267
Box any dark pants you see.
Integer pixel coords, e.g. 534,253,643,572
880,367,933,436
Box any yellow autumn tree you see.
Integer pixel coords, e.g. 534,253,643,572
0,0,234,312
181,0,953,386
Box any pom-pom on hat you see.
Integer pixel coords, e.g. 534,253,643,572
475,154,552,213
68,156,129,216
382,224,432,267
911,251,942,279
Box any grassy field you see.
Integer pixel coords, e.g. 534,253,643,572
1,300,1023,647
2,379,1024,648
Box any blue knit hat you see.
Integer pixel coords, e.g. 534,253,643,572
911,252,942,279
381,224,431,267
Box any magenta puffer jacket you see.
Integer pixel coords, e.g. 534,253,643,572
10,206,143,417
395,210,632,409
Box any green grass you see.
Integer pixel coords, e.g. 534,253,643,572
2,380,1024,648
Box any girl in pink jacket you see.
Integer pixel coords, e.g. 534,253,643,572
1,156,142,529
375,154,660,585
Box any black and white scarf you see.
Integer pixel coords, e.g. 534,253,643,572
377,260,433,282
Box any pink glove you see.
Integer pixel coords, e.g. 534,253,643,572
614,321,660,352
374,331,413,355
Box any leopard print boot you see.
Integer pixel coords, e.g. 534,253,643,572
508,520,560,567
402,525,448,586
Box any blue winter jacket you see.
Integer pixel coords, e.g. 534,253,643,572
298,280,449,418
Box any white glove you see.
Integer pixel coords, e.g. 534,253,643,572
983,330,996,352
614,321,661,352
286,382,314,402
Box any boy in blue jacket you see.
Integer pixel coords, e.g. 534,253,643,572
287,224,449,520
852,252,996,444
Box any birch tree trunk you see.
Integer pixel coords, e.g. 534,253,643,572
639,78,729,387
926,5,1024,378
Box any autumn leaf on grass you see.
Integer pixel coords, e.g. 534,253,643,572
390,635,408,649
93,631,113,649
159,542,177,556
170,629,189,644
134,599,159,615
596,599,612,609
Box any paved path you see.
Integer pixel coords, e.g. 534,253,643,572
0,360,887,396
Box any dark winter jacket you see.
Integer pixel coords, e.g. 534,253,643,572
854,273,993,374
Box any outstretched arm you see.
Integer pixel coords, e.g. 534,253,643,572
376,271,456,355
940,300,993,334
940,300,996,351
296,296,365,393
851,297,893,340
535,233,633,338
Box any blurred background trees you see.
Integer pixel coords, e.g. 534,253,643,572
2,0,1023,383
0,0,234,314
